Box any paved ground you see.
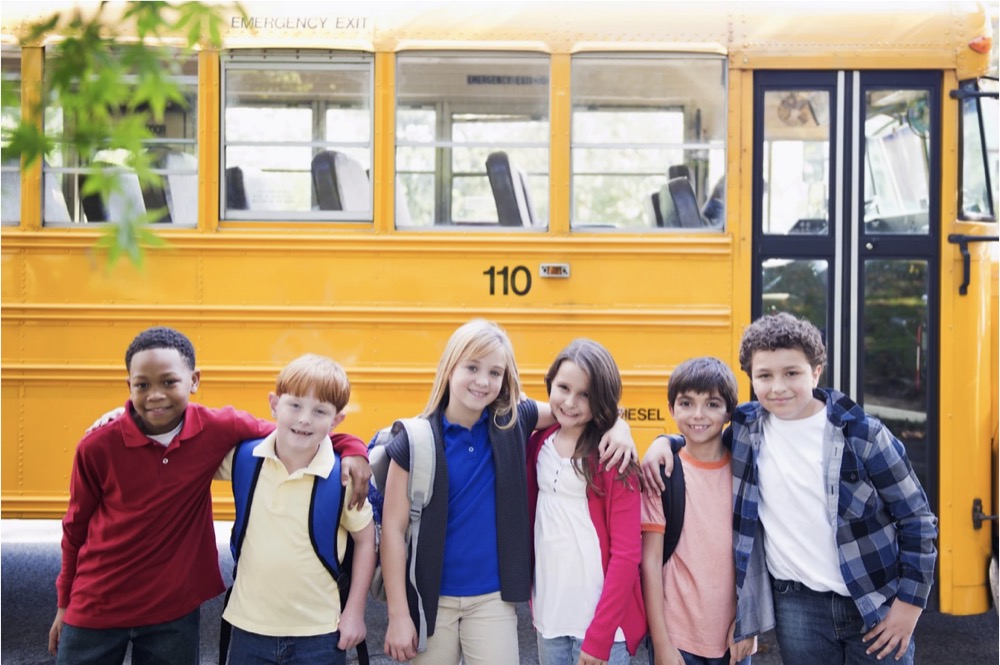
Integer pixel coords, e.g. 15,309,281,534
2,520,997,664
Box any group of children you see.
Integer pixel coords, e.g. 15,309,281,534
49,313,937,665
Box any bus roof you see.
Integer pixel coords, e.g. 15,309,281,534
2,1,992,79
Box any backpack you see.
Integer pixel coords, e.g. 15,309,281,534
659,435,687,563
366,417,436,652
219,437,368,665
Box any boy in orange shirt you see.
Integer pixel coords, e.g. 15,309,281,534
640,357,755,665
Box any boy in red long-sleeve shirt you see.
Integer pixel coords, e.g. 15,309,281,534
48,327,369,665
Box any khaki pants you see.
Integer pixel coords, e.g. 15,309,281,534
412,592,519,665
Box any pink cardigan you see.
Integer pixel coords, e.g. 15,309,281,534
527,424,647,659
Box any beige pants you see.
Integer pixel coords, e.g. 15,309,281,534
412,591,519,665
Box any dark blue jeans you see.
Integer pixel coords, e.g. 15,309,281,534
55,607,200,665
227,626,345,665
772,578,915,665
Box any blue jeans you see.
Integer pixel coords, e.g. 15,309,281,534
772,578,915,665
227,626,344,665
537,634,630,665
55,607,200,665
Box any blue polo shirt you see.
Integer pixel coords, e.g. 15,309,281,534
439,410,500,596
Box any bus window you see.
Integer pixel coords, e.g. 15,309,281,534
864,89,931,234
395,53,549,228
1,47,20,226
571,55,726,230
42,50,197,226
762,89,830,235
959,78,998,221
221,51,373,222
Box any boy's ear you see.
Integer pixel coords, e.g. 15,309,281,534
268,392,279,416
811,364,824,386
190,369,201,394
332,411,347,429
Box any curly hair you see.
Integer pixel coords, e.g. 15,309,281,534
125,327,196,371
738,312,826,376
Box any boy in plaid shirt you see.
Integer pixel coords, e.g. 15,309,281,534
645,313,936,665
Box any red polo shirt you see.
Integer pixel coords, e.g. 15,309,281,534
56,401,366,629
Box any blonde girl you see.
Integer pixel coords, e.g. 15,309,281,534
380,320,635,665
527,339,646,665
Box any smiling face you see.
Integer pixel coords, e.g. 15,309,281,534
548,360,594,437
749,347,824,421
669,389,729,448
127,348,200,435
444,349,505,427
269,390,344,459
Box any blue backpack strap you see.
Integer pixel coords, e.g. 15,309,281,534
308,451,344,582
230,438,266,565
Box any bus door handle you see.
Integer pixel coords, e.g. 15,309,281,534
973,498,998,529
946,234,999,296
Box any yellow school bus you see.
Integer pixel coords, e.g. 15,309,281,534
2,1,997,615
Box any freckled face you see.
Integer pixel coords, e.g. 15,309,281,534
750,348,824,421
268,390,343,457
127,348,200,435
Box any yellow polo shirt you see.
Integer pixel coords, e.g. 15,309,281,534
218,432,373,636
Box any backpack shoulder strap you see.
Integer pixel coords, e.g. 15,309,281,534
394,416,435,653
230,438,266,564
397,417,435,509
308,450,345,582
661,450,686,564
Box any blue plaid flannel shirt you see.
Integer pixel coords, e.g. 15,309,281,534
731,388,938,641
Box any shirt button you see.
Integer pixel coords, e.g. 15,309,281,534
468,446,474,453
162,458,169,465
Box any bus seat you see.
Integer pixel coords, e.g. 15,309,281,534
486,151,537,226
701,176,725,227
141,179,170,223
226,166,248,210
81,170,146,223
667,177,704,228
312,150,371,212
668,164,691,181
655,185,680,228
164,152,198,225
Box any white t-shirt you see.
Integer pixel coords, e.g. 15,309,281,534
758,409,850,595
532,434,624,642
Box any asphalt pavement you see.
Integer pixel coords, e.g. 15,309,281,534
1,520,997,664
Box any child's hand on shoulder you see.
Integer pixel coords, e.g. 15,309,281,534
86,407,125,432
863,598,922,661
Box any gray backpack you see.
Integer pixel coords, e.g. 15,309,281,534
366,417,436,652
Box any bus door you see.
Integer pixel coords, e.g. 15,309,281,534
752,70,941,518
